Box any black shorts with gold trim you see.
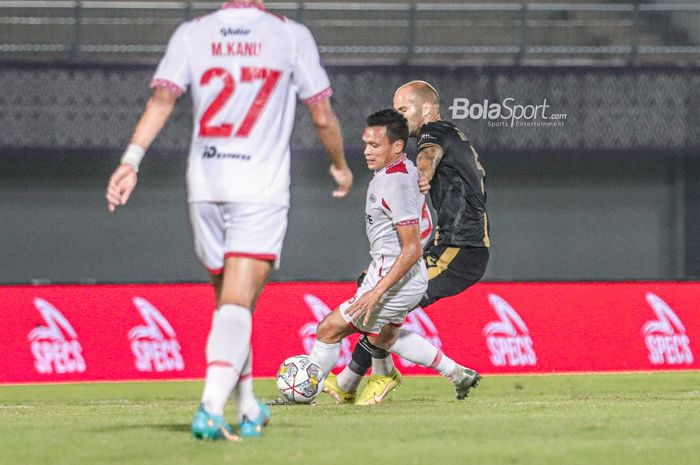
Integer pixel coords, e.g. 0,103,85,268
420,244,489,308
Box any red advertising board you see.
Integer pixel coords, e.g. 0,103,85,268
1,282,698,384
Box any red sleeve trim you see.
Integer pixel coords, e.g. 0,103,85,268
302,87,333,105
395,219,419,226
207,266,224,275
151,78,185,97
225,252,277,262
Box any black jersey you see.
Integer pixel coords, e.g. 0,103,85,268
417,121,489,248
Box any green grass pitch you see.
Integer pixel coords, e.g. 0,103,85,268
1,372,699,465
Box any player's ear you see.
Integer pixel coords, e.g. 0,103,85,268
421,101,431,118
393,139,405,154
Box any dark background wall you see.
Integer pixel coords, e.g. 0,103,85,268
0,63,697,283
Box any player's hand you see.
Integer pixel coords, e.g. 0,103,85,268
346,288,382,326
106,163,138,212
418,172,431,194
329,164,353,198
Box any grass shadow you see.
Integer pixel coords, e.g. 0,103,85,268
95,423,191,433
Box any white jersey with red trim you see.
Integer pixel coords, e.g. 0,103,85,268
151,2,332,206
363,155,431,295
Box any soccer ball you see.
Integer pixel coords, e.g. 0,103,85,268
276,355,325,403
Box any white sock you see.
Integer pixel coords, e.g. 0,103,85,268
309,340,341,375
389,329,439,366
232,350,260,423
336,366,363,393
200,304,252,416
389,329,457,379
432,351,458,380
371,354,395,376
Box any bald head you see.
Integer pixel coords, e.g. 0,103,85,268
395,80,440,107
393,80,441,136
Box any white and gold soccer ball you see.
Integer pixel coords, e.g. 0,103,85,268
276,355,325,403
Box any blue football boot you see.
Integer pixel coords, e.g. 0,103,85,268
191,404,239,442
238,400,272,438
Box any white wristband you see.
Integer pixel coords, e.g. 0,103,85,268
120,144,146,172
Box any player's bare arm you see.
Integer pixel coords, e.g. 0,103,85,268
415,144,444,194
346,223,423,325
307,98,353,197
130,86,178,151
106,87,178,212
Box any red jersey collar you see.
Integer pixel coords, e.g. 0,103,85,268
221,1,267,12
379,154,407,173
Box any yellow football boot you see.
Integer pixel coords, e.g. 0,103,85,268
355,368,402,405
322,373,357,404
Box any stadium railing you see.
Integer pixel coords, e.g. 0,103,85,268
0,1,699,64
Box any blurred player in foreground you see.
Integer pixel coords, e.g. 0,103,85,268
105,0,352,441
324,80,488,405
308,109,432,404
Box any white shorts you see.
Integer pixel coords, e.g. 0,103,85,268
339,281,424,336
189,202,288,274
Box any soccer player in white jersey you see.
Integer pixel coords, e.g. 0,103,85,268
323,82,482,406
309,109,433,405
105,0,353,441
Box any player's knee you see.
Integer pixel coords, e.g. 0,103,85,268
316,314,343,343
381,324,402,348
366,335,389,350
384,330,399,348
367,329,397,351
219,285,257,309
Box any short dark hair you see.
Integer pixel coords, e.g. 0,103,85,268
366,109,408,150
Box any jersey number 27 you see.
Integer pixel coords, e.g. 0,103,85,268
199,67,281,138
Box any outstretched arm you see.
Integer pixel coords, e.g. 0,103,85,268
415,144,443,194
306,98,353,198
105,87,178,212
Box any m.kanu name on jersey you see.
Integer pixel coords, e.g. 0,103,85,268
211,41,262,57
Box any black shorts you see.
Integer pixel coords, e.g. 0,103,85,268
420,245,489,308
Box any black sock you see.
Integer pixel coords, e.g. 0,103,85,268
348,336,372,375
348,335,390,375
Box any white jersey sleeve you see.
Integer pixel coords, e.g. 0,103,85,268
381,171,422,226
151,23,192,97
289,23,332,104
